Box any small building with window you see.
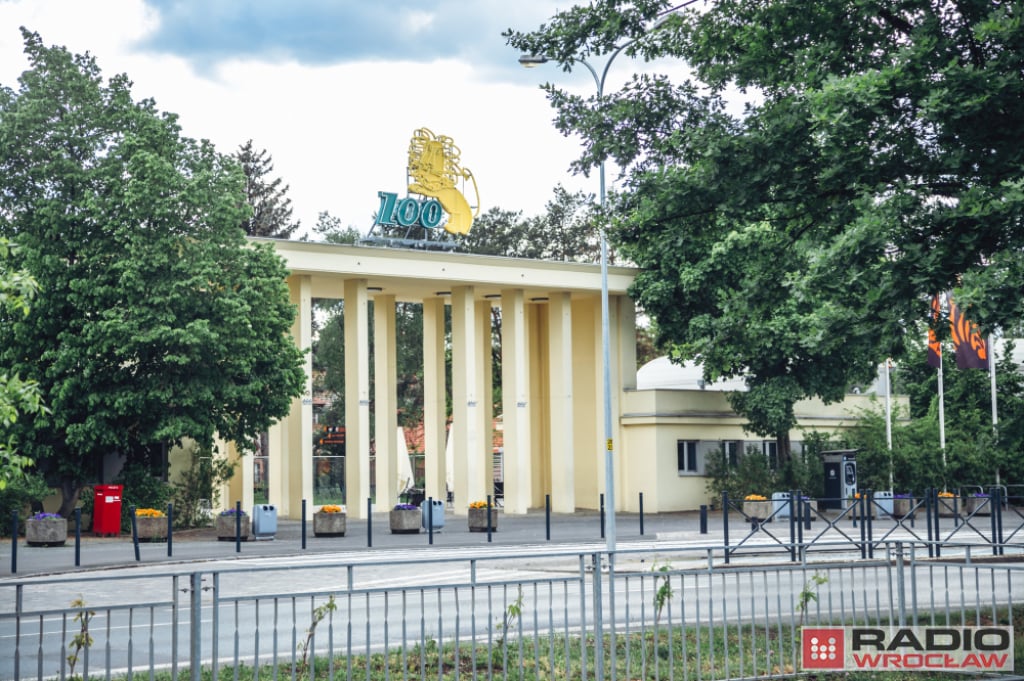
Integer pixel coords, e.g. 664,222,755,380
619,356,906,511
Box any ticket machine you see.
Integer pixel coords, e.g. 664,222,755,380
822,450,858,509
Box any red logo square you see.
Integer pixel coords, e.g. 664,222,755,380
802,628,845,670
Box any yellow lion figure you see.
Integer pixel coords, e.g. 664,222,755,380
407,128,480,235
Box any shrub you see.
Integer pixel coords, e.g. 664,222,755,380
0,472,51,536
172,444,236,528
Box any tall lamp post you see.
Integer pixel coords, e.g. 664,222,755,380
520,46,633,553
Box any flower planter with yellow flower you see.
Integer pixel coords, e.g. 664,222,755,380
741,495,770,521
468,500,498,532
937,491,959,518
313,504,347,537
134,508,168,542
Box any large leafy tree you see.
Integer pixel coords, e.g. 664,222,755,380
236,139,300,239
507,0,1024,465
0,238,44,490
0,31,306,515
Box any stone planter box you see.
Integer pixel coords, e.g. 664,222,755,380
313,512,347,537
963,496,991,516
937,497,959,518
468,507,498,532
26,517,67,546
135,516,168,542
389,509,421,534
742,501,770,521
216,514,250,541
892,497,915,518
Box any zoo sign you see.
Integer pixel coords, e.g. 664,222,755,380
373,128,480,235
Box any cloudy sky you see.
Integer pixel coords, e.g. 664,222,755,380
0,0,620,238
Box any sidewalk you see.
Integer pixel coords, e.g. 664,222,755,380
0,510,712,578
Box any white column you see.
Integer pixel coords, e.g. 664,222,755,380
422,297,448,502
374,294,398,509
501,289,532,514
344,279,371,519
478,299,494,503
547,291,575,512
274,275,313,519
451,286,486,512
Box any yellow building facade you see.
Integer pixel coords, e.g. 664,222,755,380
220,238,904,518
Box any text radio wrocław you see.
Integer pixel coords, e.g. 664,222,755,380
802,626,1014,672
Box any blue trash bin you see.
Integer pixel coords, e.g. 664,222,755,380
421,499,445,530
252,504,277,539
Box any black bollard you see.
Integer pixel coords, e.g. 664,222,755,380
130,505,141,562
428,497,434,545
545,495,551,541
166,503,173,557
600,493,605,539
301,499,307,550
639,492,645,536
235,500,242,553
486,494,493,543
367,497,373,548
10,510,17,574
74,508,82,566
699,505,708,534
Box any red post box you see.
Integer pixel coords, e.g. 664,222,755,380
93,484,123,536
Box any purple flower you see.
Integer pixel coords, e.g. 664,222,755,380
972,493,989,497
393,503,418,511
30,512,62,520
220,508,247,516
893,493,913,499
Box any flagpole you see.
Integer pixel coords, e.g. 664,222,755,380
990,333,999,485
885,360,893,491
938,352,946,467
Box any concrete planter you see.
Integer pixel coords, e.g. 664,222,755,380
216,514,250,541
389,509,421,534
937,496,960,518
26,517,67,547
468,507,498,532
742,501,770,521
135,516,168,542
963,496,991,516
892,497,915,518
313,512,347,537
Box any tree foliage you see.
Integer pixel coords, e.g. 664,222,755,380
506,0,1024,461
459,185,601,262
236,139,301,239
0,237,44,490
0,31,306,515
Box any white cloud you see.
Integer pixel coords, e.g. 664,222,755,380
0,0,621,237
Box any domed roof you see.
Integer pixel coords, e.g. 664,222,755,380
636,356,748,391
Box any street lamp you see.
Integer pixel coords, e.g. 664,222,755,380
519,45,633,553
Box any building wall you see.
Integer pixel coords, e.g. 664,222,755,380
619,389,909,511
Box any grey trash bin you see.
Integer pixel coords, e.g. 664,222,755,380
421,499,445,530
252,504,277,539
771,492,791,520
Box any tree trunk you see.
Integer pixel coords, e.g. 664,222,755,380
57,479,83,518
776,432,792,469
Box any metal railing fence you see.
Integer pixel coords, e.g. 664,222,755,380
2,540,1022,681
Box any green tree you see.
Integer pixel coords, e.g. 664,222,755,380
0,238,45,490
0,31,306,516
236,139,300,239
506,0,1024,463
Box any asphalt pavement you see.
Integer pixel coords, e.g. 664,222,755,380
0,504,988,579
0,508,718,578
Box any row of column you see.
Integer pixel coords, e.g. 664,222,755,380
261,276,635,520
